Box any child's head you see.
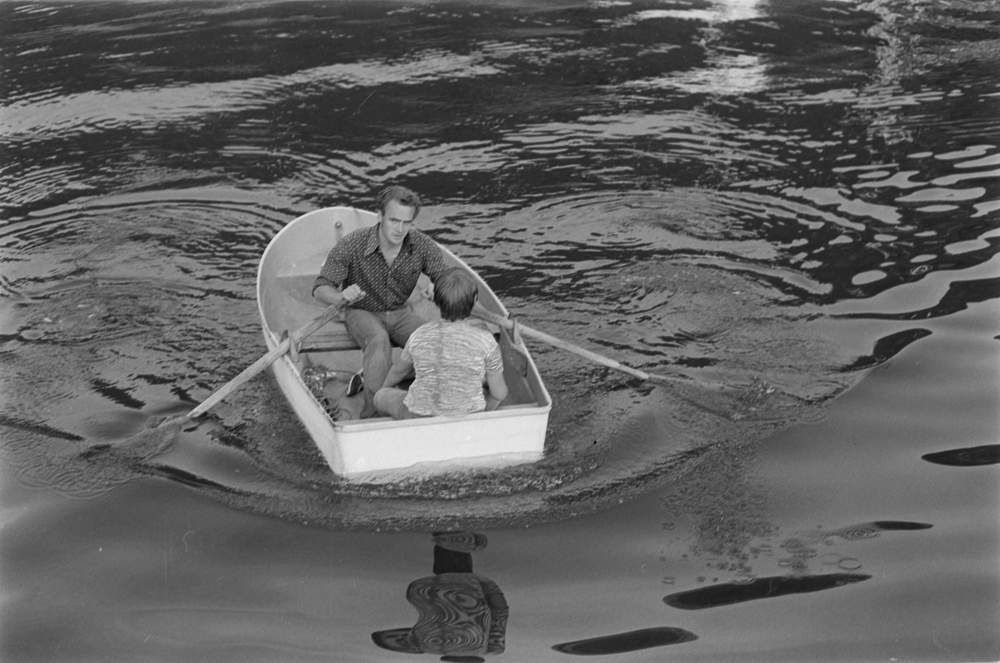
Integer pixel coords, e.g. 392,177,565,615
433,268,478,322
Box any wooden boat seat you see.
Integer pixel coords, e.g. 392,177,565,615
299,328,359,352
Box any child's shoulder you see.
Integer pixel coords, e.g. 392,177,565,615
463,324,499,347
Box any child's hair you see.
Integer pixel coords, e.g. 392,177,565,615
433,268,478,322
375,185,421,218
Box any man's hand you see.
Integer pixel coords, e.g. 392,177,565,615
342,284,366,303
315,284,366,307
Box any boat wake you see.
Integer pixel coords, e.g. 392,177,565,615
0,194,911,530
0,257,882,531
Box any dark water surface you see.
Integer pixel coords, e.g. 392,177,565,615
1,1,998,661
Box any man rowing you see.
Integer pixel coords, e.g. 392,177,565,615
312,185,448,419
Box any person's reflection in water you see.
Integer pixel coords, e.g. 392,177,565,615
372,532,508,662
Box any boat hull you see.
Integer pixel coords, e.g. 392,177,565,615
256,207,551,481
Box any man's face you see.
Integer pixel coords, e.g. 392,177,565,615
378,199,417,249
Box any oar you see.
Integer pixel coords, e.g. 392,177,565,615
471,304,750,420
116,302,344,454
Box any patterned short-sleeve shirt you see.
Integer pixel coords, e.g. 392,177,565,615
313,225,447,312
402,321,504,417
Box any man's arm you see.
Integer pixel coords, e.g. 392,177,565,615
415,231,449,297
313,234,356,305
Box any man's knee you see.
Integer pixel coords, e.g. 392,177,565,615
362,329,391,353
345,311,391,348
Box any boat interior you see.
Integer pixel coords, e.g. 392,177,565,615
261,272,551,424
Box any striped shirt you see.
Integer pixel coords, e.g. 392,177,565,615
313,225,447,312
402,321,504,417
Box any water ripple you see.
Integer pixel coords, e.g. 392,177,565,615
1,51,503,141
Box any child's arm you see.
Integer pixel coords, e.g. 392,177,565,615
382,357,414,390
484,370,508,411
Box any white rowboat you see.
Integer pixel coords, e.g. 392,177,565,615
256,207,552,481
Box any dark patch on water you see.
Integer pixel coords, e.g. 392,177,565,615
89,377,146,409
0,415,84,442
922,445,1000,467
839,328,933,372
144,464,235,491
800,520,933,543
552,627,698,655
663,573,871,610
869,520,934,531
835,278,1000,321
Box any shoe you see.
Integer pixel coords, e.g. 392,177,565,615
346,372,364,397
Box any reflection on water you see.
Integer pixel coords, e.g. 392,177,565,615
0,414,84,442
663,572,872,610
552,626,698,656
922,445,1000,467
836,327,932,371
655,432,942,594
373,532,508,660
796,519,933,543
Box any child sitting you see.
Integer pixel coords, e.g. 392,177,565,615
374,268,508,420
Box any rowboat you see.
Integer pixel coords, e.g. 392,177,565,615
256,207,552,481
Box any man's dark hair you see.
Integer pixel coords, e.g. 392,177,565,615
375,185,421,218
433,268,478,322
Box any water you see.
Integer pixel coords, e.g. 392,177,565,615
1,0,998,660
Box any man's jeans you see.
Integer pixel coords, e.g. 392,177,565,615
344,305,428,418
